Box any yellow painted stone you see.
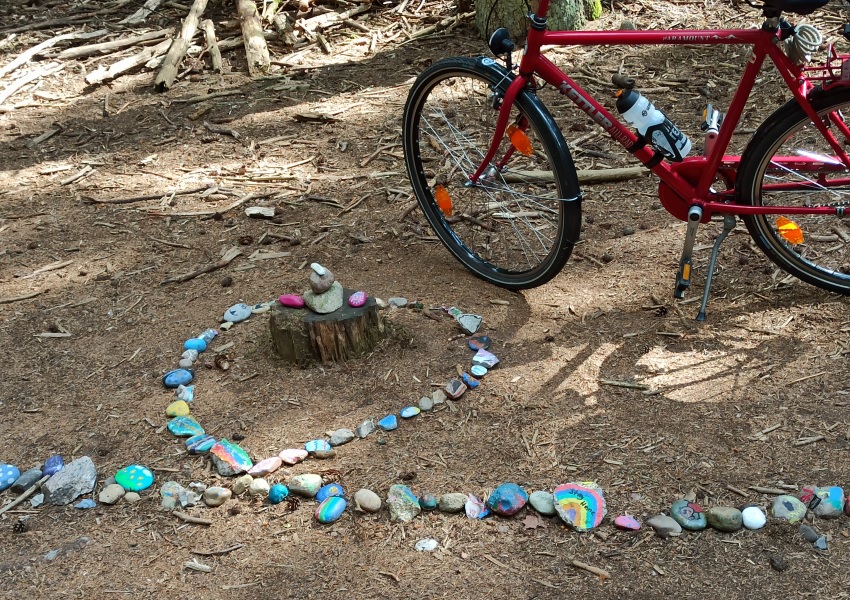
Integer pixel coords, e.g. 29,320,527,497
166,400,190,417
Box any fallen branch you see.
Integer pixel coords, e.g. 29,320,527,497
204,120,241,139
155,0,208,91
191,543,243,556
0,290,43,305
201,19,222,72
147,191,270,217
237,0,270,76
172,510,212,525
0,62,63,105
57,28,172,60
86,186,209,205
569,558,610,579
0,475,50,516
161,246,241,284
120,0,164,24
85,38,171,85
0,31,106,78
503,167,648,185
298,4,370,34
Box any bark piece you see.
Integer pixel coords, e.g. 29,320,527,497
155,0,209,92
237,0,270,76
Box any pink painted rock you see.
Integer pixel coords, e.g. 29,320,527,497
614,515,641,531
348,291,367,308
247,456,282,476
278,448,308,465
279,294,305,309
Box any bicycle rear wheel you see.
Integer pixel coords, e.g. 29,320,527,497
402,57,581,290
737,86,850,294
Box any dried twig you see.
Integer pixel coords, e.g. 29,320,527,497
0,62,63,105
0,290,43,305
85,39,171,85
160,247,241,285
57,29,172,60
172,510,212,525
86,186,209,205
120,0,163,24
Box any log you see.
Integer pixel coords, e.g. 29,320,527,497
269,291,386,366
298,4,370,34
237,0,270,76
85,38,171,85
57,28,172,60
201,19,223,72
120,0,164,24
502,167,648,185
155,0,208,92
0,30,107,78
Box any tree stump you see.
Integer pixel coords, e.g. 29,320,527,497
269,290,385,366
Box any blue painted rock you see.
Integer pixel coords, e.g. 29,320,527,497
468,334,491,350
315,496,347,524
553,482,607,531
183,338,207,352
43,455,64,476
278,448,308,465
162,368,193,388
248,456,282,476
114,465,154,492
279,294,305,308
670,499,707,531
224,303,252,322
268,484,289,504
470,365,488,378
75,499,96,509
810,486,845,518
487,483,528,516
305,439,332,454
472,349,499,368
772,495,807,523
176,384,194,402
377,414,398,431
445,379,467,399
419,494,438,510
165,400,190,417
387,484,420,522
186,434,216,454
210,439,253,476
400,406,420,419
614,515,642,531
10,467,42,493
203,486,232,507
465,494,489,519
348,291,367,307
461,373,480,389
288,474,322,497
167,416,204,437
529,490,557,516
316,483,345,503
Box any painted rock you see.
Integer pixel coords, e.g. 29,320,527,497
43,455,64,476
553,482,607,531
288,474,322,498
456,313,482,334
647,514,683,537
251,302,270,314
348,291,367,307
614,515,641,531
203,486,231,507
316,483,345,503
670,499,707,531
114,464,154,492
162,368,193,388
315,496,347,524
42,456,97,505
772,495,807,523
232,474,253,495
183,338,207,352
387,484,421,522
465,494,489,519
224,303,252,323
809,486,845,518
470,365,488,378
355,419,376,438
176,384,194,402
742,506,767,530
472,349,499,369
248,456,282,476
305,439,332,454
529,490,557,516
309,266,336,294
185,434,216,454
167,416,204,437
377,415,398,431
303,281,343,314
461,373,480,389
468,334,491,350
445,379,467,399
10,468,42,494
418,396,434,412
278,448,308,465
279,294,305,309
75,499,96,509
329,428,355,446
400,406,420,419
487,483,528,516
439,493,467,513
210,439,253,476
419,494,438,511
165,400,190,417
248,478,271,497
706,507,743,532
268,484,289,504
160,481,188,510
354,488,381,513
98,483,126,505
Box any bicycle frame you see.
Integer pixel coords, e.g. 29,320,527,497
470,0,850,219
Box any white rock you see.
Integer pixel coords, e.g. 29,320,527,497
124,492,141,504
98,483,126,505
353,488,382,513
415,538,439,552
742,506,767,530
248,478,270,497
310,262,327,276
232,474,253,495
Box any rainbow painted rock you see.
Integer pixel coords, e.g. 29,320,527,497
614,515,641,531
316,483,345,503
553,481,607,531
279,294,305,308
210,439,253,476
315,496,347,524
278,448,308,465
115,464,154,492
185,434,216,454
348,291,367,308
167,416,204,437
487,483,528,516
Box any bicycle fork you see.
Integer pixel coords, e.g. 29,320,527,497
674,206,737,321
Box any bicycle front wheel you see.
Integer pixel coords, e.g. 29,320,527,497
402,57,581,290
737,86,850,294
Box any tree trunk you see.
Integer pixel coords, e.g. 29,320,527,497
475,0,601,43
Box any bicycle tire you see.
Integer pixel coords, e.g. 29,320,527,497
737,86,850,294
402,56,582,290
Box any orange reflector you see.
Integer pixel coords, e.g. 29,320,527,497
776,216,804,245
682,263,691,280
506,124,533,156
435,184,453,216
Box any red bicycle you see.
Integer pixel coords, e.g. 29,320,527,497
402,0,850,319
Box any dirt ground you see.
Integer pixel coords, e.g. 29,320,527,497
1,0,850,598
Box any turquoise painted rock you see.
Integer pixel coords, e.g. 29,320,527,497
487,483,528,516
670,499,707,531
316,483,345,502
772,495,807,523
163,368,193,388
387,484,421,522
288,474,322,497
419,494,438,510
0,464,21,492
167,416,204,437
185,434,216,454
210,439,253,476
268,484,289,504
400,406,420,419
43,455,64,476
184,338,207,352
114,464,154,492
377,415,398,431
315,496,347,524
470,365,488,378
305,439,332,454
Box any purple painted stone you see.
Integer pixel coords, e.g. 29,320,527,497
43,455,64,476
248,456,282,476
279,294,305,309
278,448,308,465
348,291,367,308
614,515,642,531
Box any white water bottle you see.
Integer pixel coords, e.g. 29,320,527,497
616,89,691,162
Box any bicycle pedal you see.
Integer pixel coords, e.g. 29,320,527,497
673,260,693,299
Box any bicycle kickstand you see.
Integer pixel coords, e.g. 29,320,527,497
673,206,703,300
696,214,736,322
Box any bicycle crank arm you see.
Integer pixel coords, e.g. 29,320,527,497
673,206,703,299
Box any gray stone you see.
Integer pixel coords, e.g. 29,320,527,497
42,456,97,506
800,524,819,542
11,467,43,494
706,507,743,532
98,483,126,505
355,419,376,438
772,495,807,523
418,396,434,412
815,536,828,550
232,474,253,495
203,486,231,507
388,297,408,308
647,514,683,537
438,492,467,513
303,281,343,314
30,493,44,507
386,484,420,522
124,492,141,504
309,269,336,294
329,428,355,447
248,478,270,497
528,490,556,516
430,390,447,405
354,488,382,513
